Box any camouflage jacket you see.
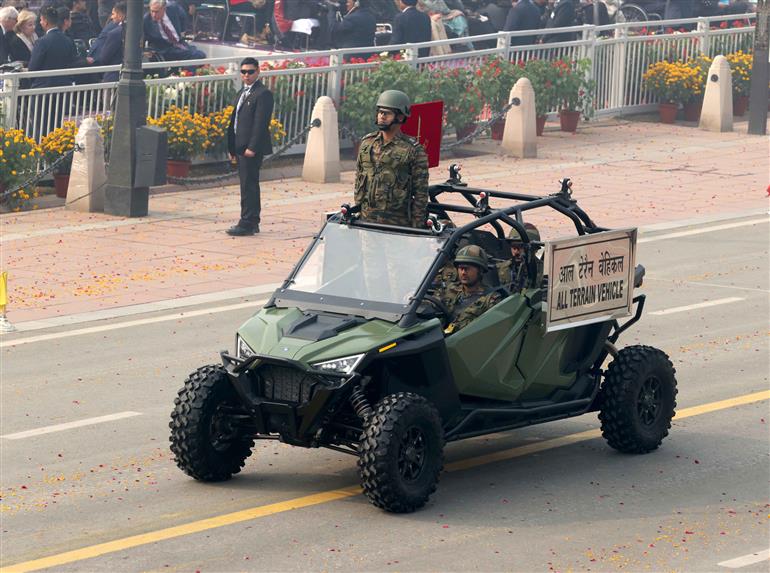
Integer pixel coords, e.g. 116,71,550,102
439,283,503,334
354,131,429,228
497,258,529,293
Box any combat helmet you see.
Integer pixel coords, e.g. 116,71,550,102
454,245,488,272
506,224,541,243
524,223,541,243
376,90,411,117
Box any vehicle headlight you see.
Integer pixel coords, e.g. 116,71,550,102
236,335,256,359
311,353,364,374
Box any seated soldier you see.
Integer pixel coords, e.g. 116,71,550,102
438,245,502,335
497,223,542,294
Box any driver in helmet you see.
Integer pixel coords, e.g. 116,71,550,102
353,89,429,228
439,245,502,335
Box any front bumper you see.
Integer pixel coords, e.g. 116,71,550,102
220,352,354,442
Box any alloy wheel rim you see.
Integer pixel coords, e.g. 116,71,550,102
398,426,427,482
209,404,239,452
637,376,663,426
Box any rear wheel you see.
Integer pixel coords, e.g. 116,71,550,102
358,393,444,513
599,345,677,453
169,365,255,481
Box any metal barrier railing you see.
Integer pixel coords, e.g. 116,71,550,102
0,12,757,152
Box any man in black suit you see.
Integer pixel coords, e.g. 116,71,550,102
144,0,205,61
390,0,431,57
331,0,376,52
28,5,76,87
0,6,19,64
68,0,99,45
504,0,547,45
86,0,125,81
226,57,274,236
543,0,579,43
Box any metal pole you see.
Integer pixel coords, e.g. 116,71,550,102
748,0,769,135
104,0,149,216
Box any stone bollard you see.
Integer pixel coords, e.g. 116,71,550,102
302,96,341,183
66,118,107,212
699,55,733,133
501,78,537,158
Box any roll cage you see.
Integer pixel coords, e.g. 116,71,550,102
266,167,609,328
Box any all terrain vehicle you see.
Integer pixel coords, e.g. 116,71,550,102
169,169,678,513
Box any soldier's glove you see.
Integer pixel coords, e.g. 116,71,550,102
426,215,444,234
339,203,361,223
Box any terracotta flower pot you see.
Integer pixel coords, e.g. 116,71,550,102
53,173,70,198
559,110,581,133
536,115,547,136
490,118,505,141
732,95,749,117
683,101,701,122
455,124,475,143
658,102,678,124
167,159,191,178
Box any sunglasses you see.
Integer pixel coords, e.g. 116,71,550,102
240,69,257,75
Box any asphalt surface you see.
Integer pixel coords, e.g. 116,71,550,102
1,217,768,573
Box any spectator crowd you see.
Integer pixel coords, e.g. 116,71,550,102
0,0,757,84
0,0,207,84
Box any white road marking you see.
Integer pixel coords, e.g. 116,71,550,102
1,411,142,440
650,297,744,316
718,548,770,569
639,217,769,243
14,283,281,333
0,299,267,349
644,277,769,294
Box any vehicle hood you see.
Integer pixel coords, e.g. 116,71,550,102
237,306,437,366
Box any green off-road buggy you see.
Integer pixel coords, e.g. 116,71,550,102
169,168,677,513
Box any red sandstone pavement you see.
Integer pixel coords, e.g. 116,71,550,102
1,118,767,328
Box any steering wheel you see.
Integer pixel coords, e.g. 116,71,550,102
417,295,452,327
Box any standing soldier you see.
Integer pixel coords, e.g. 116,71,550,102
439,246,502,335
354,89,429,229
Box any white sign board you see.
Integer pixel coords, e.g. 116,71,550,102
546,229,637,333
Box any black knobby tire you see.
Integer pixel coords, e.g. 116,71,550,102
169,364,255,481
599,345,678,454
358,392,445,513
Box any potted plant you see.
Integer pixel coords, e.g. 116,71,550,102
0,127,40,211
40,120,77,198
429,66,481,141
518,59,560,136
551,59,595,133
684,55,712,122
147,105,212,177
726,50,752,116
339,58,430,147
471,57,522,140
642,60,700,124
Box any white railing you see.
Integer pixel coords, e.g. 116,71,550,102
0,12,756,150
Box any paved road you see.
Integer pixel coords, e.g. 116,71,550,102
1,217,768,572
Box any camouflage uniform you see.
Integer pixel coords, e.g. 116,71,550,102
497,258,529,293
440,282,503,334
354,131,429,228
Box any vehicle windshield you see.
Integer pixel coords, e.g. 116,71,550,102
288,222,445,308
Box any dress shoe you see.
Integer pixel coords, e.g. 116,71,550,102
226,225,256,236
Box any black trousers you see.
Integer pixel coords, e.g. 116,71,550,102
237,153,264,229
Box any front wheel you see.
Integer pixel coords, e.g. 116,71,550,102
358,393,444,513
169,365,255,481
599,345,677,454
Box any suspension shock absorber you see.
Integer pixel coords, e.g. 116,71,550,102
349,385,373,421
